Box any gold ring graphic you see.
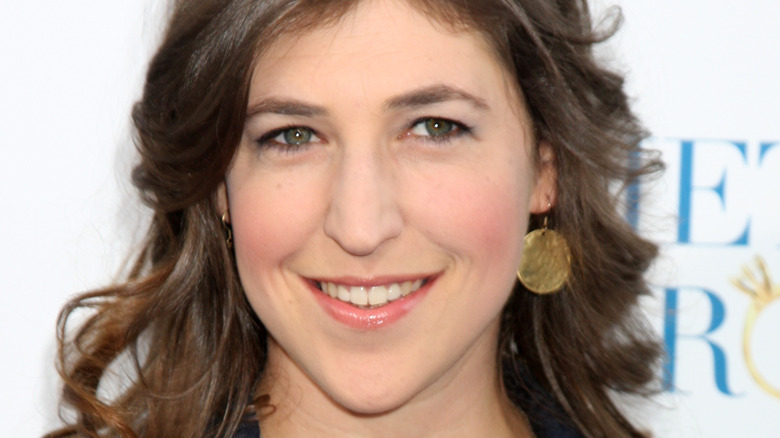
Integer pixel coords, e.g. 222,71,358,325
731,256,780,399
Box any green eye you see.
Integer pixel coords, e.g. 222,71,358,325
256,126,322,152
409,118,465,141
282,127,313,145
423,119,454,137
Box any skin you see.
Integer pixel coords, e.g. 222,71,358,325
221,0,555,436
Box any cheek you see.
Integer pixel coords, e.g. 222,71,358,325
411,166,531,271
228,176,322,285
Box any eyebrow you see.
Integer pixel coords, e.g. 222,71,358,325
245,84,490,120
246,98,329,119
383,84,490,111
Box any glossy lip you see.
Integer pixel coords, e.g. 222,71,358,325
307,274,439,330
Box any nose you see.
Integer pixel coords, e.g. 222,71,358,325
323,147,403,256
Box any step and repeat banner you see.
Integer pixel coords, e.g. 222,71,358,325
615,1,780,436
1,1,777,436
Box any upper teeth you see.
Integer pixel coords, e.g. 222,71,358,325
319,279,424,308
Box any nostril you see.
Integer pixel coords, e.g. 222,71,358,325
325,223,396,257
322,152,403,255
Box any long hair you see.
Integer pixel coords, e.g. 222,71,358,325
48,1,662,437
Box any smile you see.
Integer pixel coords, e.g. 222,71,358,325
315,279,428,309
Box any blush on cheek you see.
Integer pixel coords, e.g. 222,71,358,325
466,193,525,263
420,174,528,269
231,188,314,273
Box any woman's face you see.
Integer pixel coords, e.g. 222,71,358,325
224,0,553,418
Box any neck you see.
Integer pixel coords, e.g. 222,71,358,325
257,321,534,438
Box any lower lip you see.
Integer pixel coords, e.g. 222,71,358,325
309,278,435,330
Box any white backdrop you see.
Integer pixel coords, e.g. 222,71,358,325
2,1,778,436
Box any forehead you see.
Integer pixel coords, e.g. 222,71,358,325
249,0,520,108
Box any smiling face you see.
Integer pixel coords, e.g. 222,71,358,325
223,0,553,427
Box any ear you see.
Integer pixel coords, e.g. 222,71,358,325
217,181,230,223
528,141,557,214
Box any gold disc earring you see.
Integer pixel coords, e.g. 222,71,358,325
221,212,233,249
517,217,571,294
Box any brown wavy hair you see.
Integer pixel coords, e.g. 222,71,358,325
47,0,662,437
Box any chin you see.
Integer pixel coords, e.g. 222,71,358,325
329,390,411,417
318,370,425,416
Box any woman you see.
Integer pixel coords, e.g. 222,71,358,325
48,0,662,437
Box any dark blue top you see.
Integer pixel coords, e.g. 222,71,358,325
232,408,582,438
505,364,585,438
233,413,582,438
232,421,260,438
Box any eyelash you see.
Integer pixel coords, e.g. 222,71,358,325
255,125,323,153
254,117,472,152
404,117,472,144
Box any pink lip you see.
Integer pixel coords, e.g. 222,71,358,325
307,275,437,330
